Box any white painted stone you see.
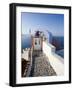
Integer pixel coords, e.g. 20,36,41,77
43,41,64,76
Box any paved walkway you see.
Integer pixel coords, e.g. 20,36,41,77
30,51,56,77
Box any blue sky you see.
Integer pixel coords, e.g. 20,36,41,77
21,12,64,36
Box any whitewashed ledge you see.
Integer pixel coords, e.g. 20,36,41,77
52,52,64,64
21,48,30,61
43,41,64,76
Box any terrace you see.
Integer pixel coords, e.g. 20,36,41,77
21,41,64,77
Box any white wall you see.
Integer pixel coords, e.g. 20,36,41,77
22,50,29,61
33,38,42,50
43,41,64,75
0,0,72,90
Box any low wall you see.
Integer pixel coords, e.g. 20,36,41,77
43,41,64,75
21,48,33,76
21,49,29,61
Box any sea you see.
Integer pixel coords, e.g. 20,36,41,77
22,34,32,49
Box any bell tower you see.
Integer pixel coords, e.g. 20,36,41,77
32,31,43,51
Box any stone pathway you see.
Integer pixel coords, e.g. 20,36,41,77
30,51,56,77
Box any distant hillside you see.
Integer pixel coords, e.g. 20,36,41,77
52,36,64,50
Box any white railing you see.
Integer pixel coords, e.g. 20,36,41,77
43,41,64,76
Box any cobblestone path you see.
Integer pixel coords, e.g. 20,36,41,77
30,52,56,77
